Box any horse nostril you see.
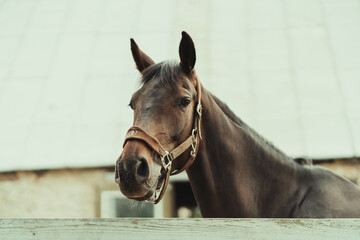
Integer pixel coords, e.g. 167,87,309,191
117,156,150,185
136,157,149,184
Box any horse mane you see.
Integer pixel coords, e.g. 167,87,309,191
210,93,292,162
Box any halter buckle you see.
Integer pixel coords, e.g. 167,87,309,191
161,151,172,171
145,191,158,204
196,102,202,116
190,129,198,157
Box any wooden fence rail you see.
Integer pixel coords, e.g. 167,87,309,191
1,218,360,240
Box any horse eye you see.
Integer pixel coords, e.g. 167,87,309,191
179,97,191,107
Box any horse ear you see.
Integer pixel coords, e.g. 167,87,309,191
130,38,155,73
179,31,196,74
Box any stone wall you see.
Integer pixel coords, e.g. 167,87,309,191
0,160,359,218
0,168,116,218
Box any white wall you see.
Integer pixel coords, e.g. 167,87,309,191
0,0,360,171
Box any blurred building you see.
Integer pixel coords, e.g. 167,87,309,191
0,0,359,217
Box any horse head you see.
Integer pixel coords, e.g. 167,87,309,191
115,32,202,203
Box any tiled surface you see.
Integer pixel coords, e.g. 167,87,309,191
323,0,360,26
0,0,359,171
290,27,333,70
284,0,323,27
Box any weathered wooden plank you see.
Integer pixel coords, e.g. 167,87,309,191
0,218,359,240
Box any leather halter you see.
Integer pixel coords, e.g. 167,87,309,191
122,79,202,204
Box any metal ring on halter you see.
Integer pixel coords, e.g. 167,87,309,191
190,129,198,157
145,167,171,204
145,181,161,204
160,151,172,171
145,192,158,204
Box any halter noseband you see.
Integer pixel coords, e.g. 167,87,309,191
122,80,202,204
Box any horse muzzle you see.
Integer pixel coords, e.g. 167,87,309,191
115,141,162,200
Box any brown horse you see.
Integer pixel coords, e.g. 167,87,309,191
115,31,360,217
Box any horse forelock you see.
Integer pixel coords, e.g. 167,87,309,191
140,61,185,86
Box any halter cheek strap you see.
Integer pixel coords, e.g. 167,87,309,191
122,79,202,204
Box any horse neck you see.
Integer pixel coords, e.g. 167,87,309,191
186,86,299,217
